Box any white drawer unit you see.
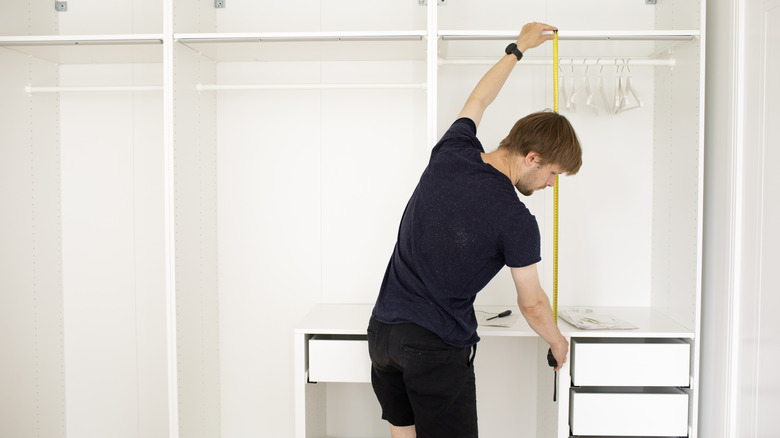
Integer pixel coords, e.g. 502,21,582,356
570,387,690,436
571,338,691,387
308,335,371,383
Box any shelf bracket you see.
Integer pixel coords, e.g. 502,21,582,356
55,1,67,11
418,0,446,5
646,0,657,4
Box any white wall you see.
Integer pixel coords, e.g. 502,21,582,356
701,0,780,435
59,64,167,438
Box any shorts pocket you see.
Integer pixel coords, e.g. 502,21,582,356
402,345,452,364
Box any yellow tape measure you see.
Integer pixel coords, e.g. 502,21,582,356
552,30,559,323
548,30,561,403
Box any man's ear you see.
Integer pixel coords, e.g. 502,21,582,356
524,151,542,167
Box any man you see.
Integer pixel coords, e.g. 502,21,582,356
367,22,581,438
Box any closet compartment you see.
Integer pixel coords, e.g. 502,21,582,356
0,39,166,438
570,387,690,436
172,30,430,436
439,34,703,332
571,338,691,387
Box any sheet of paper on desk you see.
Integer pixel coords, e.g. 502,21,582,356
476,311,521,327
559,307,637,330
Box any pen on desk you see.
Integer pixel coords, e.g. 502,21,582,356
486,310,512,320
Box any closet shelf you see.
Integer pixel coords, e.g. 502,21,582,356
175,31,427,63
0,34,163,46
0,34,163,64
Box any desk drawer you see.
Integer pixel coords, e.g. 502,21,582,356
570,387,689,436
308,335,371,383
571,338,690,387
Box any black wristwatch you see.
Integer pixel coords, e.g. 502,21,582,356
505,43,523,61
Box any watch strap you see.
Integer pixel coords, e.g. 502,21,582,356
505,42,523,61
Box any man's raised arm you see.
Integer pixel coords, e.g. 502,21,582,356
457,22,557,128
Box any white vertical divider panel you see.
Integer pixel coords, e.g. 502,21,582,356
0,49,65,438
171,1,220,437
163,2,178,437
173,43,221,438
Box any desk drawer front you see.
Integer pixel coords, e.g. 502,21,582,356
571,338,690,387
570,388,689,436
308,336,371,383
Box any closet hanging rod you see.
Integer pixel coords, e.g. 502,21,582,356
196,83,427,92
439,58,675,67
440,30,699,41
25,85,163,93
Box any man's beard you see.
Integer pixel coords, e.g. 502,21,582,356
515,182,534,196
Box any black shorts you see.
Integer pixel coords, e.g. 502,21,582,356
367,317,478,438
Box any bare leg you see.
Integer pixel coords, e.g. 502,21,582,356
390,424,416,438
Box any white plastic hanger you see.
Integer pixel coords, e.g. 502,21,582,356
618,59,643,113
565,63,577,112
584,62,600,115
613,62,623,114
559,63,571,112
596,63,612,114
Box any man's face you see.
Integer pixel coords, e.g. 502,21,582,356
515,160,562,196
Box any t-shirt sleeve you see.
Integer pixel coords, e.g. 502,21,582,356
499,209,542,268
432,118,483,153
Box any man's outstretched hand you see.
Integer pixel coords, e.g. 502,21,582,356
516,22,558,53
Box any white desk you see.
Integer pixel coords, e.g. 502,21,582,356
294,304,694,438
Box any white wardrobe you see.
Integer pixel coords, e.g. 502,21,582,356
0,0,704,437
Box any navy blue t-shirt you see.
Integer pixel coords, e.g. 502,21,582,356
372,118,542,347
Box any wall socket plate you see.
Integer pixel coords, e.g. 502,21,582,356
55,1,67,11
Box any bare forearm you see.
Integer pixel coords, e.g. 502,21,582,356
518,296,563,346
456,22,556,127
462,55,518,115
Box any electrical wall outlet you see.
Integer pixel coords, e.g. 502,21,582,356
55,1,67,11
215,0,225,8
